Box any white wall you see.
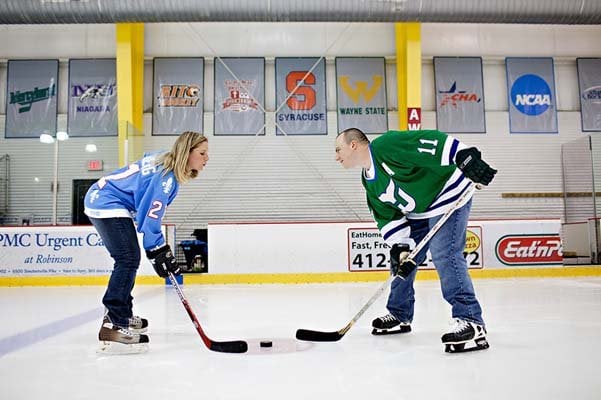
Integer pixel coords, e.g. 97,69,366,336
0,23,600,240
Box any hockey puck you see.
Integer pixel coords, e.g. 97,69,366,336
259,340,273,348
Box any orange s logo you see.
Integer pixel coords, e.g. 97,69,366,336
286,71,316,110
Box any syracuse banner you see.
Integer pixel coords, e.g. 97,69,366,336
506,57,558,133
5,59,58,138
214,57,265,136
336,57,387,134
434,57,485,133
153,58,204,135
68,59,117,136
577,58,601,132
275,57,327,135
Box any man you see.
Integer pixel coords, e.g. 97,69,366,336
335,128,496,353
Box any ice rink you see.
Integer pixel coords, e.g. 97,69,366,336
1,277,600,400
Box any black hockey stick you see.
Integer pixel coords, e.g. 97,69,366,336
168,272,248,353
296,184,477,342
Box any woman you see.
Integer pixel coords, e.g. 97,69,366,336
84,131,209,354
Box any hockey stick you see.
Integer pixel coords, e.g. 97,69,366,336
168,272,248,353
296,183,477,342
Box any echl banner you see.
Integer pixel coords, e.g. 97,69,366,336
5,60,58,138
506,57,558,134
336,57,387,134
214,58,265,136
577,58,601,132
434,57,485,133
68,59,117,136
153,58,204,135
275,58,327,135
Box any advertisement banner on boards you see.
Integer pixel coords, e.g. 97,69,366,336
214,58,265,136
577,58,601,132
275,57,327,135
68,59,117,136
506,57,558,133
5,59,58,138
336,57,387,134
153,58,204,135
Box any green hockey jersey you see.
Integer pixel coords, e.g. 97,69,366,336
361,130,472,245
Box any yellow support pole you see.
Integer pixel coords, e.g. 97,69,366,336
116,23,144,167
395,23,422,130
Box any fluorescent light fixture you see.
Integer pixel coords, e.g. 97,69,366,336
56,131,69,141
85,144,98,153
40,133,55,144
34,177,40,182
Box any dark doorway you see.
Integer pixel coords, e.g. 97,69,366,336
72,179,97,225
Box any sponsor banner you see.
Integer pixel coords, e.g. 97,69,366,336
68,59,117,136
407,107,421,130
434,57,485,133
5,59,58,138
336,57,387,134
495,234,562,266
153,58,204,135
0,225,175,277
275,57,327,135
506,57,558,133
347,226,482,272
577,58,601,132
214,58,265,136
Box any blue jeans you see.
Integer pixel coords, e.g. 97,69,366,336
386,199,485,326
89,217,141,327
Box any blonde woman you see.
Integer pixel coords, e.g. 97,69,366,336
84,131,209,354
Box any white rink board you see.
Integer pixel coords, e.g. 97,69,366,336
0,225,175,277
209,219,562,273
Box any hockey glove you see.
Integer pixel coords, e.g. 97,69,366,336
455,147,497,186
390,243,417,280
146,244,181,278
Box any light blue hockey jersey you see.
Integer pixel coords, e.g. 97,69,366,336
84,152,179,250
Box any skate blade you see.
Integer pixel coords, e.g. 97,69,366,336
444,338,490,353
97,341,149,355
371,326,412,336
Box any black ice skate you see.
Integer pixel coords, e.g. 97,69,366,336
371,313,412,336
441,318,489,353
97,316,149,355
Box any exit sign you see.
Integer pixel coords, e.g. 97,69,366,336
87,160,104,171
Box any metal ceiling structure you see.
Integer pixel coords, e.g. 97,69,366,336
0,0,600,25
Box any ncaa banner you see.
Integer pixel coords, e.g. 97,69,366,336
506,57,558,133
577,58,601,132
336,57,387,134
153,58,204,136
68,59,117,137
5,60,58,138
275,57,327,135
214,58,265,136
434,57,485,133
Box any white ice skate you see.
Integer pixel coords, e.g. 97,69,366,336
441,318,489,353
371,313,412,336
97,316,149,355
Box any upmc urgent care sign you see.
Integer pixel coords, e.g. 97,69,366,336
0,225,175,277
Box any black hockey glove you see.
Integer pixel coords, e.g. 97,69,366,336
146,244,181,278
455,147,497,186
390,243,417,280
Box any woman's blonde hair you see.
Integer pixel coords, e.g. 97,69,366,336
157,131,207,184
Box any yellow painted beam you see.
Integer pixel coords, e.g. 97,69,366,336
395,23,421,130
116,23,144,166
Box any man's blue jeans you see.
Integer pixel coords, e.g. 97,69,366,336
89,217,141,327
386,199,485,326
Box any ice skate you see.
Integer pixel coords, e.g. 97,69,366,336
371,313,411,336
128,315,149,333
97,316,149,355
441,318,489,353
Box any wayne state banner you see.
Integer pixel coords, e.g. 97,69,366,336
275,58,327,135
434,57,485,133
336,57,387,134
153,58,204,135
506,57,558,134
5,60,58,138
68,59,117,136
214,58,265,136
577,58,601,132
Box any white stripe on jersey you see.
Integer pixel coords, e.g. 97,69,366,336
381,218,413,247
440,135,468,166
85,207,132,219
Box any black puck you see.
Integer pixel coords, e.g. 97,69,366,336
260,340,273,348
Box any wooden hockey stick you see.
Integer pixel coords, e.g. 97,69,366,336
296,184,477,342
